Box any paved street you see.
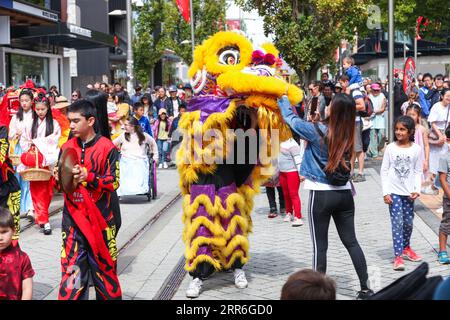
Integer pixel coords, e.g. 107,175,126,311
18,169,180,300
17,164,450,300
169,167,450,300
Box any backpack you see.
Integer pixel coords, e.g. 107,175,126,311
368,262,443,300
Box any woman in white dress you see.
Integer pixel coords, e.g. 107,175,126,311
428,88,450,191
113,116,158,197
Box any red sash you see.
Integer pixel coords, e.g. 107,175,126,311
65,186,122,299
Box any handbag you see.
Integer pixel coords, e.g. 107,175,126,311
428,104,450,142
313,123,351,186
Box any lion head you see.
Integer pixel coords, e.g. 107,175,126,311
177,31,303,192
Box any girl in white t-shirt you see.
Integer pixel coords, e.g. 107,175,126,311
381,115,423,271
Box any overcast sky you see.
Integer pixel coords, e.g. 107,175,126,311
226,1,274,47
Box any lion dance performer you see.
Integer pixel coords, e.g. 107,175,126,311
177,31,302,298
0,123,21,245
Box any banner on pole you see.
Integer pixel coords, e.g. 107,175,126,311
403,57,416,95
176,0,190,23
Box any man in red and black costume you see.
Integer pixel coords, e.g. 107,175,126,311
56,99,122,300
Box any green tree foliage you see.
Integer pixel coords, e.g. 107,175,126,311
133,0,227,85
235,0,371,82
375,0,450,42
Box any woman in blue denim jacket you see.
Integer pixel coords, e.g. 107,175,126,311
278,93,373,300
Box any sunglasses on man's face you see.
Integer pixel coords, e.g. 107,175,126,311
72,94,78,98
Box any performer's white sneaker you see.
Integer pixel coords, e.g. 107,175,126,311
283,213,292,222
158,163,163,169
163,162,168,169
186,278,203,298
234,269,248,289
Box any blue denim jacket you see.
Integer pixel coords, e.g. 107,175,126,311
278,95,330,184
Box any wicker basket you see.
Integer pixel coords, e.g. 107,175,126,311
19,149,52,182
9,154,21,167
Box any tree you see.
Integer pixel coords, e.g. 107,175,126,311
235,0,372,83
133,0,227,85
375,0,450,42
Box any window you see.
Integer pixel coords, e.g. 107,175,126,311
20,0,51,9
7,53,49,88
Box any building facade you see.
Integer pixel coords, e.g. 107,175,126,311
0,0,114,96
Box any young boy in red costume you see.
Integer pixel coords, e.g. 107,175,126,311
0,208,34,300
56,99,122,300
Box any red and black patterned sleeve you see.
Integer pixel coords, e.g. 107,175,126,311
20,251,35,280
86,147,120,192
0,126,9,166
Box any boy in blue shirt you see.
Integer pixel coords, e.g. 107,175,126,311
133,102,153,137
343,57,363,88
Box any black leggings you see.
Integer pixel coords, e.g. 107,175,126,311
308,189,369,290
266,186,285,211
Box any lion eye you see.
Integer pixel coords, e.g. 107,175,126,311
219,49,240,65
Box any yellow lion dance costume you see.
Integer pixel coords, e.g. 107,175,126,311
177,31,302,296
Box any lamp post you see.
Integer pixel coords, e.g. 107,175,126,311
126,0,134,94
388,0,395,142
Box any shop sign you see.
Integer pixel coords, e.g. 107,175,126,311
13,1,58,21
69,24,92,38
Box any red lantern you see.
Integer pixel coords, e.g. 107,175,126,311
21,148,44,168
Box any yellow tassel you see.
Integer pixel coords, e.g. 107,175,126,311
185,254,223,273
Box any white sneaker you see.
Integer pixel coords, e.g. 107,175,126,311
43,223,52,235
163,162,168,169
186,278,203,298
158,163,163,169
437,207,444,214
292,217,304,227
283,213,292,222
233,268,248,289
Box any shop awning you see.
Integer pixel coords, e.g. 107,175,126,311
11,23,115,50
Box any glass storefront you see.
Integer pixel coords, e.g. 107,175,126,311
6,53,50,88
20,0,51,9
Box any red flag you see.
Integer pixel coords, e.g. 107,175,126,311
416,16,429,40
176,0,190,23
